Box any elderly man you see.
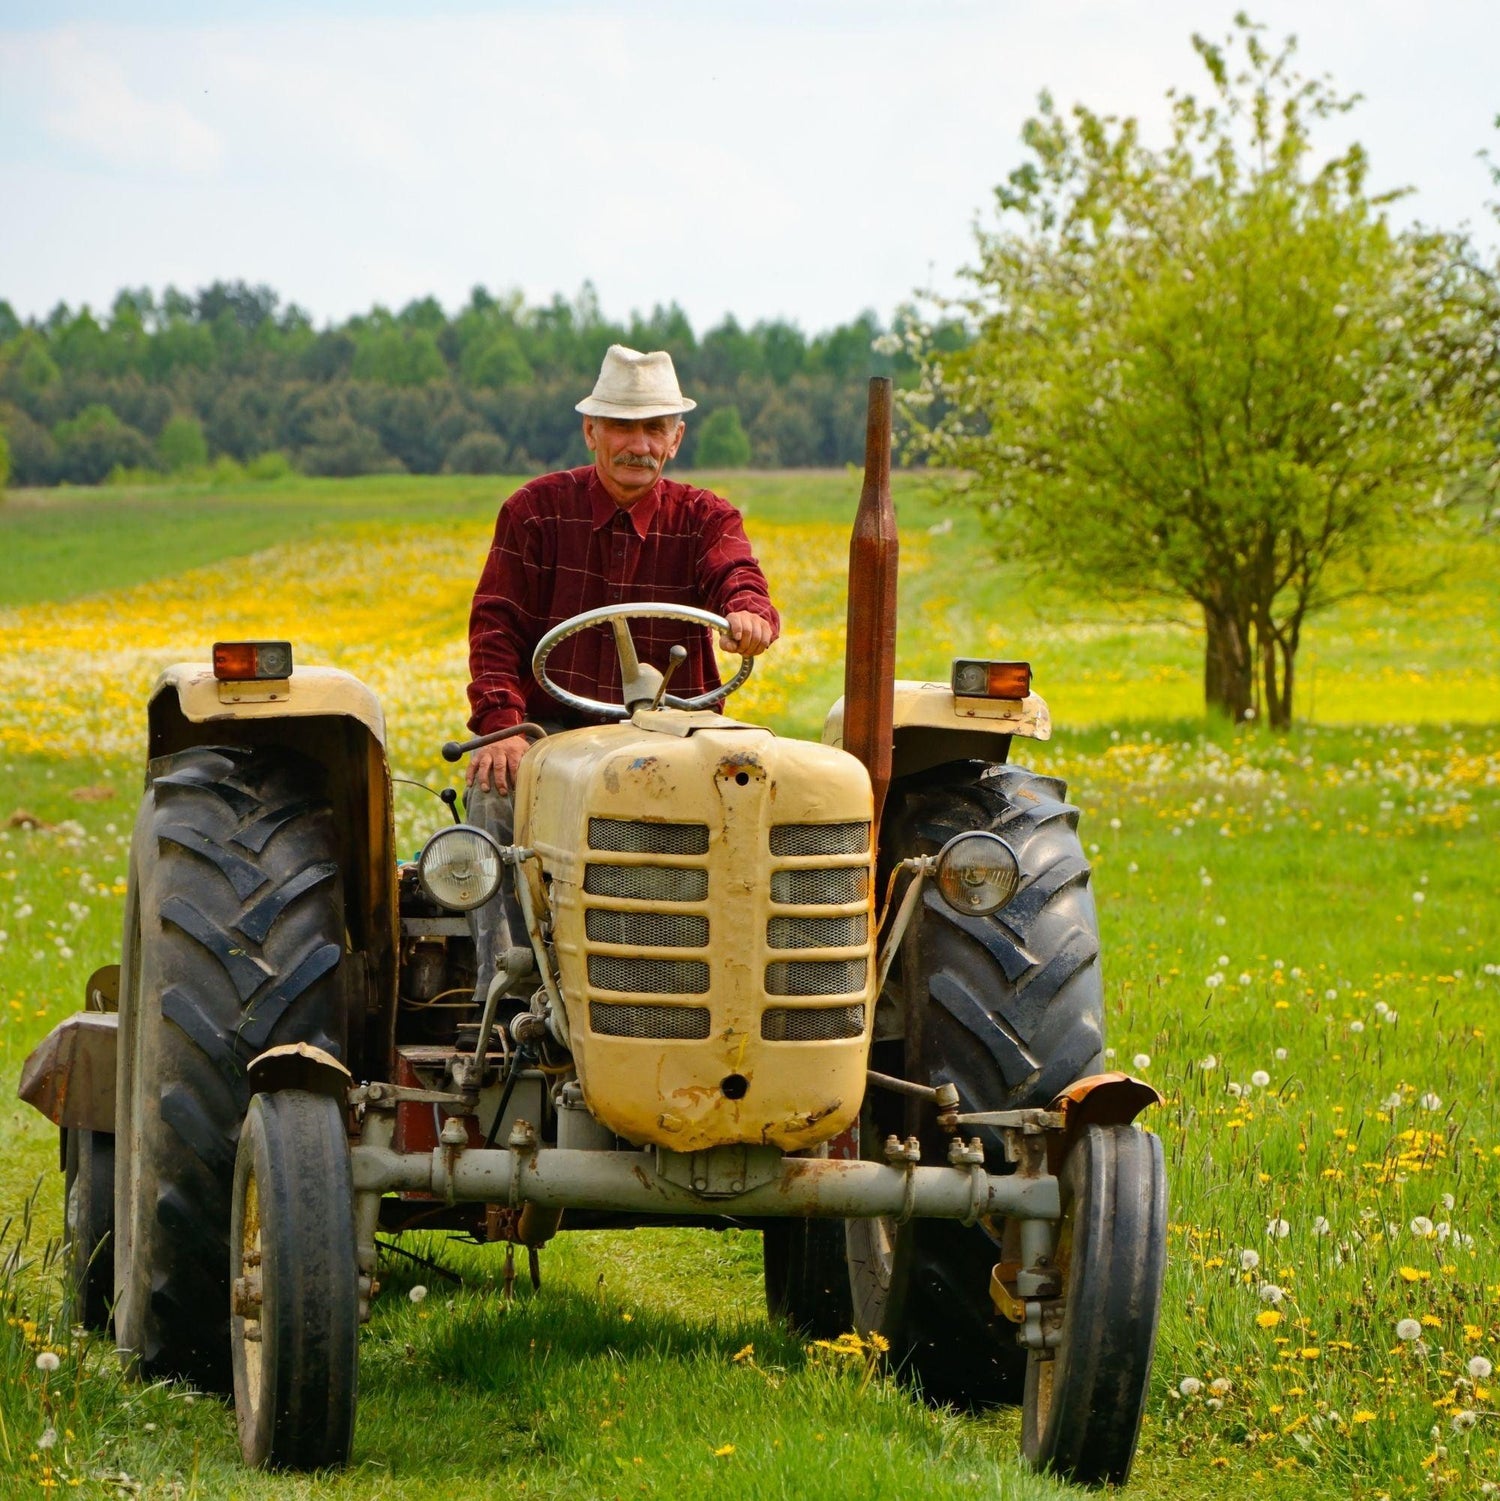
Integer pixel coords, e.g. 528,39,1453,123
462,344,779,982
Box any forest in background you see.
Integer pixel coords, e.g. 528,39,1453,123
0,282,963,485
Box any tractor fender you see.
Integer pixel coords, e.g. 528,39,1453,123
823,680,1052,781
19,1012,118,1134
144,662,398,1084
1046,1072,1162,1169
246,1042,353,1102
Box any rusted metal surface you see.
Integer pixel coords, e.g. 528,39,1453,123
842,376,898,829
17,1012,117,1132
245,1042,352,1100
349,1142,1061,1221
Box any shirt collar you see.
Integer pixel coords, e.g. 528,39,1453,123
587,466,661,538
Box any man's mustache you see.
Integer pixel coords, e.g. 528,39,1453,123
616,454,660,469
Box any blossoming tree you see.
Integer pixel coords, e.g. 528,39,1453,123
907,18,1498,726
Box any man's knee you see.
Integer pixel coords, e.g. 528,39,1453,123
464,784,515,844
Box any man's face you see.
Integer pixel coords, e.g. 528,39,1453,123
583,414,685,505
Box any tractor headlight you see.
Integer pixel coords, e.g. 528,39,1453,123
934,832,1020,917
417,825,504,912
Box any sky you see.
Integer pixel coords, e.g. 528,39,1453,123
1,0,1496,335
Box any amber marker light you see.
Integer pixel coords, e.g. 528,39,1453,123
212,641,294,681
951,658,1031,700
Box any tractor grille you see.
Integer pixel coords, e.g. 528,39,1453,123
584,865,709,903
770,867,868,905
590,1002,712,1039
586,908,709,948
589,818,710,855
770,822,870,857
762,1004,866,1042
587,955,710,995
767,914,867,950
766,958,868,996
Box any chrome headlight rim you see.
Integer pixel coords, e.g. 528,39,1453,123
416,823,505,912
933,830,1021,917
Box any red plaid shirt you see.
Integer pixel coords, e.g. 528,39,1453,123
467,466,780,734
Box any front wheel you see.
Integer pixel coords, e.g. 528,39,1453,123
231,1089,359,1470
1022,1123,1167,1487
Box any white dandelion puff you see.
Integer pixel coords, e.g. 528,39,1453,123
34,1351,60,1373
1179,1376,1203,1397
1251,1070,1270,1088
1239,1248,1260,1270
1396,1318,1422,1341
1468,1356,1493,1380
409,1284,429,1304
1267,1218,1291,1239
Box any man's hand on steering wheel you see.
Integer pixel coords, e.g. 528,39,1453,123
721,610,774,658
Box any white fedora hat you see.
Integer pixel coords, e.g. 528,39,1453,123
576,344,697,418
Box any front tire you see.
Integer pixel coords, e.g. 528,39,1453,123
1022,1124,1167,1486
114,745,345,1391
849,763,1105,1406
763,1219,853,1338
232,1090,359,1470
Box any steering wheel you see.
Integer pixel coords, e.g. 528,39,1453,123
531,602,755,721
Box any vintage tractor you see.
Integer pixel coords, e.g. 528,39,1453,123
20,380,1166,1486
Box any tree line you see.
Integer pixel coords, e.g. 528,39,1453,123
0,284,957,487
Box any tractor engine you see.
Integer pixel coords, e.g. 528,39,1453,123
514,708,875,1154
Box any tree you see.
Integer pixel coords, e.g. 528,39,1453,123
0,426,10,491
693,405,752,468
908,18,1498,726
157,414,209,472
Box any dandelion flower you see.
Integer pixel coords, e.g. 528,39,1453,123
34,1351,60,1373
1469,1356,1493,1380
1420,1092,1442,1111
1238,972,1252,986
1259,1283,1285,1305
1200,1054,1219,1070
1217,955,1229,968
1380,1092,1403,1112
1410,1216,1436,1238
1178,1376,1203,1397
408,1284,428,1304
1325,988,1338,1001
1209,1377,1233,1396
713,1444,736,1458
1412,891,1425,905
1274,1047,1288,1061
1374,1001,1390,1016
1442,1193,1456,1212
1256,1310,1282,1328
1267,1217,1291,1239
1453,1409,1477,1432
1396,1318,1422,1341
37,1427,56,1450
1239,1248,1260,1271
1251,1070,1270,1088
1352,1410,1376,1425
1312,1216,1331,1236
1205,973,1224,989
1133,1053,1150,1070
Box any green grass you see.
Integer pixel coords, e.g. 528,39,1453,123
0,472,1497,1498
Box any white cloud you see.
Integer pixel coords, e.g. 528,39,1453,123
0,2,1496,327
27,26,224,175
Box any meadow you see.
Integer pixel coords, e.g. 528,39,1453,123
0,470,1496,1499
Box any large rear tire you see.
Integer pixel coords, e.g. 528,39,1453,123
763,1218,854,1338
849,763,1104,1406
232,1090,359,1470
63,1127,115,1332
1022,1124,1167,1486
114,745,345,1391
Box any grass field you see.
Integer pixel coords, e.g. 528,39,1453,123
0,471,1497,1499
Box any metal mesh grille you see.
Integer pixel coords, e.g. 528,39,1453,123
765,958,868,996
588,818,710,855
762,1004,866,1041
588,955,710,994
766,914,868,951
770,822,870,857
589,1002,712,1039
584,865,709,902
770,867,868,906
586,908,709,948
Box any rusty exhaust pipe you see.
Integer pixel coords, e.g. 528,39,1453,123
843,376,898,830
